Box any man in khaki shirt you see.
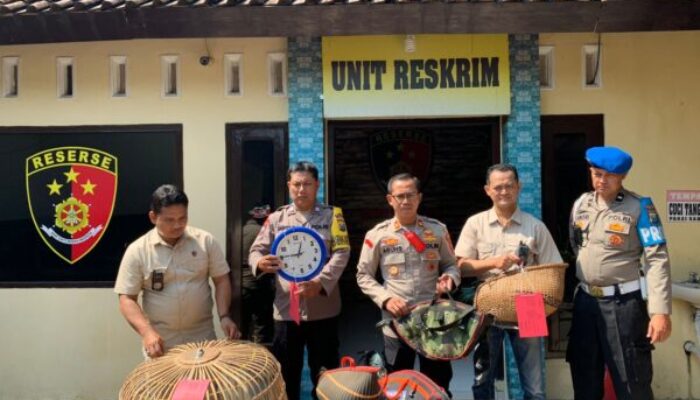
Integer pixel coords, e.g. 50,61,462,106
356,173,460,394
114,185,239,358
455,164,562,400
249,162,350,400
567,146,671,400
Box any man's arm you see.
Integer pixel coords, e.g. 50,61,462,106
437,226,460,292
248,214,281,276
644,244,672,343
535,222,564,265
306,207,351,298
212,273,240,339
118,294,164,357
356,231,395,310
454,217,517,276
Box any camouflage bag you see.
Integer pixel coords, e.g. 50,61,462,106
380,295,492,361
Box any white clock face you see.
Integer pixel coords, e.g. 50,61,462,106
275,230,324,280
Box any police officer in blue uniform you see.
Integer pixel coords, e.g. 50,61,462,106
567,146,672,400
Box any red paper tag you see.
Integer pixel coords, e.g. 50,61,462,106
402,230,426,253
515,293,548,338
172,379,210,400
289,282,301,325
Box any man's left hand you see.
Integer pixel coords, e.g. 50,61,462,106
221,317,241,340
436,274,455,294
297,279,323,298
647,314,672,344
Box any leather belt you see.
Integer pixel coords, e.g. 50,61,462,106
580,280,641,298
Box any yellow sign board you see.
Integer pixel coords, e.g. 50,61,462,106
322,34,511,118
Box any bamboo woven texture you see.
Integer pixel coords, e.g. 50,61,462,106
474,263,568,323
119,339,286,400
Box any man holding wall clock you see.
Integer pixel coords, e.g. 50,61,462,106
248,161,351,400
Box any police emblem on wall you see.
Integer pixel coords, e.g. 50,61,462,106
26,147,118,264
369,129,433,192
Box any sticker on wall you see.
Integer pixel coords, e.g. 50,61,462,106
26,147,118,264
667,190,700,222
369,129,432,192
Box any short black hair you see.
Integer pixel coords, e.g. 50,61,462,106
485,163,519,184
287,161,319,181
150,184,189,214
387,173,421,194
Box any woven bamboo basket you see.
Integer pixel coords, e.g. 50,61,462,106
474,263,568,323
119,340,286,400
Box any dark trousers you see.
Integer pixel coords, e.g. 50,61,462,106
566,289,654,400
241,270,275,344
472,326,545,400
273,318,340,400
384,335,453,396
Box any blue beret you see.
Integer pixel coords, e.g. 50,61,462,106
585,146,633,174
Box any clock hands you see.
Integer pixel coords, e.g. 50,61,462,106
295,242,304,258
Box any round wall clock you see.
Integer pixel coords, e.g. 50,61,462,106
271,226,328,282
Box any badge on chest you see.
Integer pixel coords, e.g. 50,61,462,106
271,226,328,282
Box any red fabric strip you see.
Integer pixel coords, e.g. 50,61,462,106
289,282,301,325
402,230,426,253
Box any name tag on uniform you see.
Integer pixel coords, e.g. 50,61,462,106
637,197,666,247
605,221,630,235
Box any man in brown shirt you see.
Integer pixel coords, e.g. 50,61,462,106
455,164,562,400
567,146,671,400
114,185,239,358
249,161,350,400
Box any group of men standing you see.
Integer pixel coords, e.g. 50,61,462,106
114,146,672,400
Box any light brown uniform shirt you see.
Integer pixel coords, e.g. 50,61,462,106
114,226,230,350
248,203,350,322
356,216,461,337
570,189,671,315
454,207,563,280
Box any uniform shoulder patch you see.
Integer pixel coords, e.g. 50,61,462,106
637,197,666,247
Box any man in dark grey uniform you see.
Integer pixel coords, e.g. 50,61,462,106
567,146,672,400
241,204,274,344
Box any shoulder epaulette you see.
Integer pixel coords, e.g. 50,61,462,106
625,189,642,200
373,219,392,231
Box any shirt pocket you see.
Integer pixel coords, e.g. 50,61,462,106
181,250,209,280
143,263,170,291
476,242,495,259
420,250,441,276
381,252,408,280
604,213,634,251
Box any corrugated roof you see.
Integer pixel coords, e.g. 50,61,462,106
0,0,698,45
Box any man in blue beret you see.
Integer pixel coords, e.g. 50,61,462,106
567,146,672,400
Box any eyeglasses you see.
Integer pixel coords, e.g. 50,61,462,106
490,183,516,193
290,181,315,190
390,192,419,202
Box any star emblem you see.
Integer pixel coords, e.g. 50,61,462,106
64,168,80,183
81,179,97,195
47,179,63,195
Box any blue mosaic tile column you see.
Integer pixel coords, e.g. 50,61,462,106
288,37,326,203
504,33,542,219
503,33,545,400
